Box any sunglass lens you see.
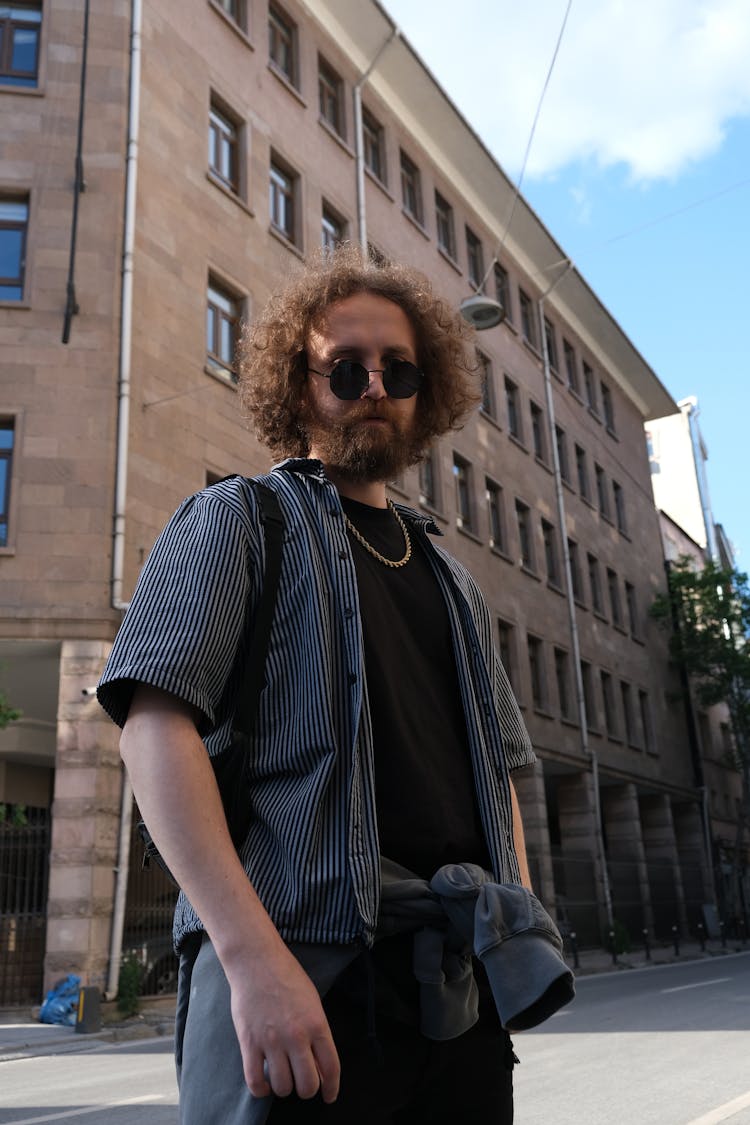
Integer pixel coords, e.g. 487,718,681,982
329,361,368,400
384,359,423,398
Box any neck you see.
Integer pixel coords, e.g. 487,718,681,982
317,461,388,508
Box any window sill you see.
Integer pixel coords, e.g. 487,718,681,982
0,83,44,96
437,246,462,275
522,337,542,361
592,609,608,624
204,362,238,389
550,366,564,383
387,479,410,500
606,425,619,441
365,165,394,201
568,387,584,406
206,171,255,216
560,715,580,729
613,623,629,637
580,495,596,510
457,522,483,545
573,596,588,612
520,565,541,582
508,433,528,454
419,500,448,525
600,511,615,527
0,545,17,556
547,580,565,597
490,545,514,565
479,409,502,432
631,632,645,646
0,300,30,309
269,224,305,258
562,477,575,494
532,706,555,721
502,317,518,336
587,406,602,424
208,0,255,48
535,455,553,475
318,116,354,158
606,732,623,745
617,526,631,541
268,62,306,107
402,208,430,241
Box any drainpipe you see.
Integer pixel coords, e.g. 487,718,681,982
105,0,142,1000
354,26,399,252
537,268,614,932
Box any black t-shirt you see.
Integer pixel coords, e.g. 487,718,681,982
340,496,491,878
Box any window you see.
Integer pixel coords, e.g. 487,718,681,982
583,361,598,413
269,5,297,84
595,463,611,519
575,444,590,500
527,635,546,711
625,581,639,637
363,109,386,183
587,553,604,615
453,454,473,530
639,690,653,752
419,449,439,509
515,499,534,570
400,150,423,224
321,203,345,252
466,226,484,290
0,419,14,547
542,519,560,587
477,351,495,417
505,377,522,441
497,620,518,694
555,425,570,483
494,263,511,322
208,102,240,194
435,191,456,259
621,682,637,747
607,568,623,627
0,196,28,301
206,278,241,381
485,479,506,552
613,480,627,534
530,402,546,461
563,338,579,394
269,156,298,244
580,661,596,730
600,671,618,738
554,648,573,720
318,56,344,137
601,381,616,433
0,2,41,87
568,539,584,603
215,0,246,29
519,288,536,347
543,317,558,371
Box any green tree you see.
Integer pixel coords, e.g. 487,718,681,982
0,687,21,730
652,557,750,925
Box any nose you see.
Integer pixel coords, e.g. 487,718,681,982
361,368,387,400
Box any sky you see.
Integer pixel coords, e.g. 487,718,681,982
383,0,750,570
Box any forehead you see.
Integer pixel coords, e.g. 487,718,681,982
308,291,417,356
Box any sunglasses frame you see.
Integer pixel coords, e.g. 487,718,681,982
307,357,424,401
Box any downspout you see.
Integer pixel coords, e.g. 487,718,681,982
105,0,142,1001
354,26,399,252
537,271,614,932
681,397,718,563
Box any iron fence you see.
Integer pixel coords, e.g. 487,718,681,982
0,807,50,1006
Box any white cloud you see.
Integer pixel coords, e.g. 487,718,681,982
385,0,750,181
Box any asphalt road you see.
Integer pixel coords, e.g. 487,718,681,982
514,952,750,1124
1,953,748,1124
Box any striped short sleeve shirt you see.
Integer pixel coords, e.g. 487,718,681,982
98,460,535,949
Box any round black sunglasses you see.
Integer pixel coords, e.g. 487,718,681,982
307,358,424,401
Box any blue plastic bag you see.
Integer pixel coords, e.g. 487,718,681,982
40,974,80,1026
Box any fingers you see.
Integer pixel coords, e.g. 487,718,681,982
312,1031,341,1104
243,1029,340,1103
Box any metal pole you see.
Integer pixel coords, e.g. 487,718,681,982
353,27,399,253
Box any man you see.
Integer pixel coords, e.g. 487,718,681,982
98,247,545,1123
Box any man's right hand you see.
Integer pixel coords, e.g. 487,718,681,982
224,943,340,1102
120,685,340,1102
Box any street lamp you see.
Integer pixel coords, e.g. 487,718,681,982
458,292,505,331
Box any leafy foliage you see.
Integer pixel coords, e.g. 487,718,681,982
0,687,21,731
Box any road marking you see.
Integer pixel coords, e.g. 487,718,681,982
683,1088,750,1124
2,1094,164,1124
661,977,730,993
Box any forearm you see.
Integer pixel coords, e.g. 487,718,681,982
510,779,532,890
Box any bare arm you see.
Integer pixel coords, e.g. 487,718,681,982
120,684,340,1103
510,778,532,890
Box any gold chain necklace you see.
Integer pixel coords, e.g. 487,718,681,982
344,500,412,568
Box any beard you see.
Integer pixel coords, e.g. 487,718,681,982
302,400,423,483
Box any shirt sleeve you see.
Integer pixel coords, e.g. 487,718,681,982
493,653,535,772
97,487,260,733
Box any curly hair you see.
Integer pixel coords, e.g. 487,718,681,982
238,243,480,460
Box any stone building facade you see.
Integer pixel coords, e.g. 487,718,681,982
0,0,718,998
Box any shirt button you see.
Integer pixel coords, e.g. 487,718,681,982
338,550,348,560
348,672,357,685
344,607,354,619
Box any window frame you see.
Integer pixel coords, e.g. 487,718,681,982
595,462,611,520
600,670,618,738
563,338,580,394
0,195,29,301
620,681,637,747
568,538,584,603
434,190,456,260
477,350,495,419
465,225,484,291
554,647,573,721
453,453,474,532
542,518,561,588
321,201,345,252
613,480,628,535
515,498,534,571
494,263,512,322
206,276,242,383
587,552,604,615
527,633,547,712
530,401,546,462
497,619,519,696
318,54,345,138
505,376,522,442
485,477,506,553
555,424,570,483
419,448,440,511
362,108,386,184
268,3,297,86
601,380,616,433
583,360,598,414
575,443,590,501
543,316,559,371
269,154,299,246
0,2,42,88
518,287,537,348
0,418,15,549
208,100,241,195
607,567,623,628
399,149,423,225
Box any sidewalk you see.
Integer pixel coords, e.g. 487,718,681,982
2,940,748,1061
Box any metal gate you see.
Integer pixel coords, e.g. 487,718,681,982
0,806,50,1007
121,801,179,995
